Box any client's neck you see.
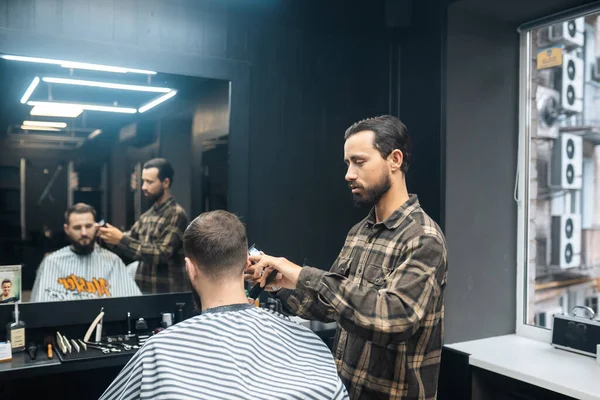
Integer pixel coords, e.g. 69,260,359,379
197,278,248,312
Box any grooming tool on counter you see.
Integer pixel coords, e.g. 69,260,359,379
63,335,72,353
56,332,67,354
26,343,38,360
101,341,133,351
110,342,134,351
78,339,87,351
126,312,134,338
6,302,26,353
135,317,147,331
70,339,80,353
161,312,174,328
84,343,110,354
85,341,121,353
176,303,186,323
47,344,53,359
95,307,104,342
84,308,105,343
0,342,11,362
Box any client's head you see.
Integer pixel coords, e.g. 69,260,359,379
183,210,249,309
64,203,98,254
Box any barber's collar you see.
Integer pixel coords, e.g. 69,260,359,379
366,194,419,230
153,195,175,212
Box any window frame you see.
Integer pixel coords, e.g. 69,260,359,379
516,4,600,343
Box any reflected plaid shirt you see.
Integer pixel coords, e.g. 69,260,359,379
276,195,447,400
111,196,188,294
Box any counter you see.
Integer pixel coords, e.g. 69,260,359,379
446,334,600,400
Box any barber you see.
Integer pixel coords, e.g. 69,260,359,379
98,158,189,294
246,115,448,400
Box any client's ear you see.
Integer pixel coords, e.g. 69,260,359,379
185,257,197,281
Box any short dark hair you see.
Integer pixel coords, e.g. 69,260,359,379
143,158,174,187
344,115,412,174
183,210,248,280
64,203,96,225
1,279,11,286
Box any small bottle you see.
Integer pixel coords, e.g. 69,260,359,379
6,303,25,353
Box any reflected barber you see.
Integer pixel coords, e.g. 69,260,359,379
98,158,189,294
246,115,448,400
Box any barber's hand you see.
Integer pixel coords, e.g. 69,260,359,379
244,254,302,290
97,223,124,245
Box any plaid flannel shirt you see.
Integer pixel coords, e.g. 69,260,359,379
112,196,189,294
276,195,447,400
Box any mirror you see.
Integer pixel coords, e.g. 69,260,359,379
0,52,231,303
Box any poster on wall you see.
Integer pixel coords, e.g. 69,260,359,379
0,265,21,304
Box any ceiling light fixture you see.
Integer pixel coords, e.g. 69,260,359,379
20,125,60,131
138,90,177,113
1,55,156,75
30,105,83,118
88,129,102,139
42,77,171,92
23,120,67,128
28,101,137,114
20,77,40,104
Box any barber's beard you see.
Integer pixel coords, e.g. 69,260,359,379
70,234,96,255
145,187,165,206
352,173,392,208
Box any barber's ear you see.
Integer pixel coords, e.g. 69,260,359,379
388,149,403,172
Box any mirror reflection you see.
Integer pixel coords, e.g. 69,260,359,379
0,53,231,303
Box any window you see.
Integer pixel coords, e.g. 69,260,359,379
518,11,600,340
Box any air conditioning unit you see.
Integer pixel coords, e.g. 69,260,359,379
550,133,583,189
557,52,584,114
538,18,585,49
536,85,560,139
551,214,581,268
591,56,600,83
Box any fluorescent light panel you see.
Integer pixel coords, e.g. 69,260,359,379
28,101,137,114
139,91,177,113
20,125,60,131
20,77,40,104
1,55,156,75
42,77,171,93
88,129,102,139
30,105,83,118
23,120,67,128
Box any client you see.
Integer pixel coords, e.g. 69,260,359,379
30,203,141,302
100,210,348,400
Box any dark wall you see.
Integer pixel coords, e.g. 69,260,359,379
160,117,193,218
444,5,519,343
190,80,230,217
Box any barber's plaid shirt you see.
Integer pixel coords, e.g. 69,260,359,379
112,196,188,294
276,195,447,400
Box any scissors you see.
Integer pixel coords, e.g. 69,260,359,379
85,343,112,354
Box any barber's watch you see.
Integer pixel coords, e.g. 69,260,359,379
265,286,281,292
